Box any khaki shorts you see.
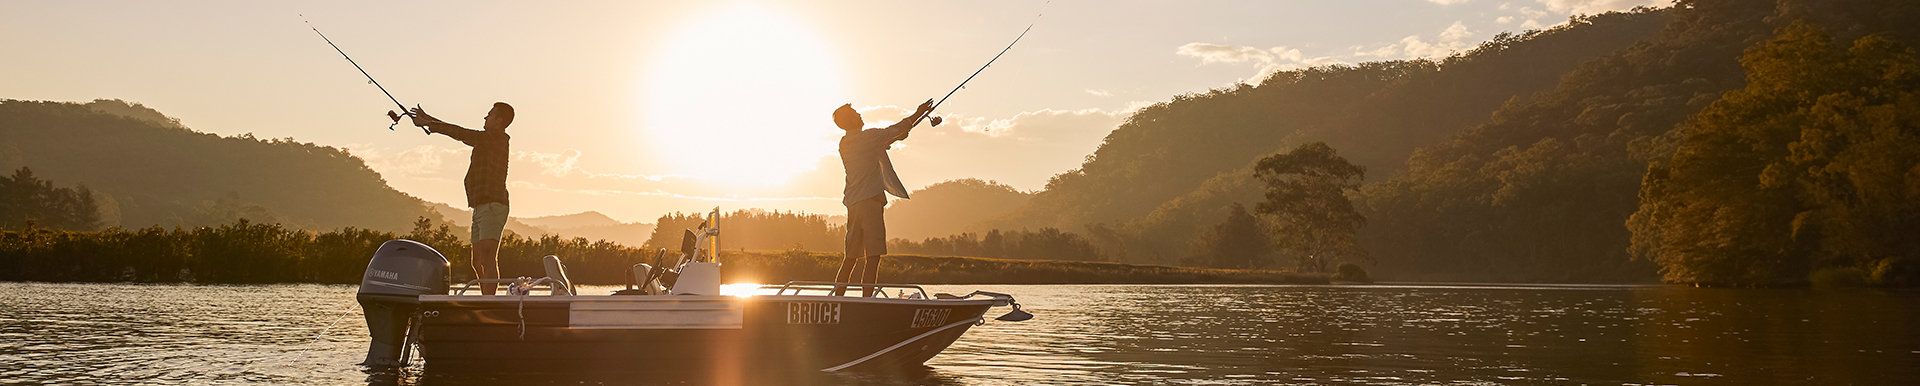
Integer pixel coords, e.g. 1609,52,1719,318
844,195,887,258
471,202,510,241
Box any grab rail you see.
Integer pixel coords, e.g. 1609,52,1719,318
772,281,930,299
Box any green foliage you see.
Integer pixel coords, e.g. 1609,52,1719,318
0,216,1322,285
643,209,843,253
721,250,1326,285
1183,203,1273,269
1809,267,1870,288
0,99,436,232
976,8,1673,270
1333,262,1372,283
1,167,103,231
1869,258,1920,286
1254,142,1368,273
1630,21,1920,286
1356,0,1920,283
891,228,1107,262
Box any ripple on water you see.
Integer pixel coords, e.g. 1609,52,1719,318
4,283,1920,385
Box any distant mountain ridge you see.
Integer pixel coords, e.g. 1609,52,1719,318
429,203,654,246
0,99,436,232
519,211,622,229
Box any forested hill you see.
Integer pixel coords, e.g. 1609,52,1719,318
1360,0,1920,283
969,0,1920,285
0,99,436,232
973,8,1674,265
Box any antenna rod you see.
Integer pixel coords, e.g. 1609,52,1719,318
303,15,426,133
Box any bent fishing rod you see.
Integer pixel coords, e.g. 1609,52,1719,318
303,15,428,134
916,3,1046,128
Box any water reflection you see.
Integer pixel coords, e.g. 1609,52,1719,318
1,282,1915,385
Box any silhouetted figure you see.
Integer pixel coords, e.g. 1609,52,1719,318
834,100,934,296
411,103,513,295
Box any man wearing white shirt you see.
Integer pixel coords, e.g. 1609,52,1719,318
833,100,934,295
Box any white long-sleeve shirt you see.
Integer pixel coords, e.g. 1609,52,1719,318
839,123,914,206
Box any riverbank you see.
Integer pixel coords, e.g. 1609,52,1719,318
717,250,1328,285
0,224,1325,285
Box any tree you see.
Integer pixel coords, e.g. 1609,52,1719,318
1254,142,1368,273
1629,21,1920,286
1184,203,1273,269
0,167,103,231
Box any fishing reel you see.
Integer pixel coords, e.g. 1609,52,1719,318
384,105,431,134
930,116,944,127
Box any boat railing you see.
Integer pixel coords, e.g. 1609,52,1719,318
770,281,932,299
451,277,567,296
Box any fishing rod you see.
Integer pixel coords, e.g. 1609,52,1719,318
302,15,428,134
916,3,1046,128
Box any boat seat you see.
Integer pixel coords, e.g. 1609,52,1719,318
542,255,574,296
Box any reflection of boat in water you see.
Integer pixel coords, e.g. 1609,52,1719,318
353,211,1029,374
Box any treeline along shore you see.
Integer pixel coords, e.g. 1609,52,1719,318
0,218,1326,286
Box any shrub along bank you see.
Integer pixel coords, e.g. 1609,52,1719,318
0,218,1326,285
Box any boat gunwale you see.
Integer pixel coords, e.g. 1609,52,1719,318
417,294,999,306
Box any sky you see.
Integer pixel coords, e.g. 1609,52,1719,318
0,0,1668,223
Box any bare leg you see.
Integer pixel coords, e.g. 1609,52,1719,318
860,254,881,297
834,255,861,295
472,239,501,295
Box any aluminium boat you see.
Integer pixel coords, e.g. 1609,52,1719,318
353,213,1030,374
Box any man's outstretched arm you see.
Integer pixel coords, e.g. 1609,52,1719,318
883,99,936,141
411,107,484,142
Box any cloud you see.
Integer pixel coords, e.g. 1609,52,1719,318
1518,6,1550,18
955,108,1122,139
848,106,1127,191
1085,89,1114,97
1176,43,1345,82
348,145,464,177
1356,21,1477,59
1536,0,1669,15
1496,1,1666,31
515,149,582,177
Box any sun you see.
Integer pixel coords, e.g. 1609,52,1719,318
643,3,848,187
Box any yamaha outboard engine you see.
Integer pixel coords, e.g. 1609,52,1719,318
356,239,450,368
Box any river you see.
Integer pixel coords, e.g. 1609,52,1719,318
1,282,1915,385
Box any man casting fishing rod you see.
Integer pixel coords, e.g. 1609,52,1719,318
303,19,522,295
834,99,934,295
410,104,515,296
831,7,1037,295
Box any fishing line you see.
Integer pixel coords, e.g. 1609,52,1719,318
301,14,428,134
914,1,1050,128
285,301,361,366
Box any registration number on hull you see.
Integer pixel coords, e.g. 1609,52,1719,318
788,302,841,325
911,308,952,328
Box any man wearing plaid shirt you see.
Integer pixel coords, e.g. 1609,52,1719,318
411,103,513,295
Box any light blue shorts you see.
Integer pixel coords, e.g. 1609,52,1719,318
471,202,510,241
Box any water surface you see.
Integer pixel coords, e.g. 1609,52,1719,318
2,282,1915,385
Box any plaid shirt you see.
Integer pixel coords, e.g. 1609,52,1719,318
438,126,510,207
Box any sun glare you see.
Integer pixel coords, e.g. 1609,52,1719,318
644,4,848,187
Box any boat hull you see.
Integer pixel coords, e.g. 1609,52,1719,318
415,295,993,374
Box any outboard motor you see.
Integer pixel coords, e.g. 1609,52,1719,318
356,239,450,368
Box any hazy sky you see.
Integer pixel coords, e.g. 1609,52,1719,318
1,0,1667,222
